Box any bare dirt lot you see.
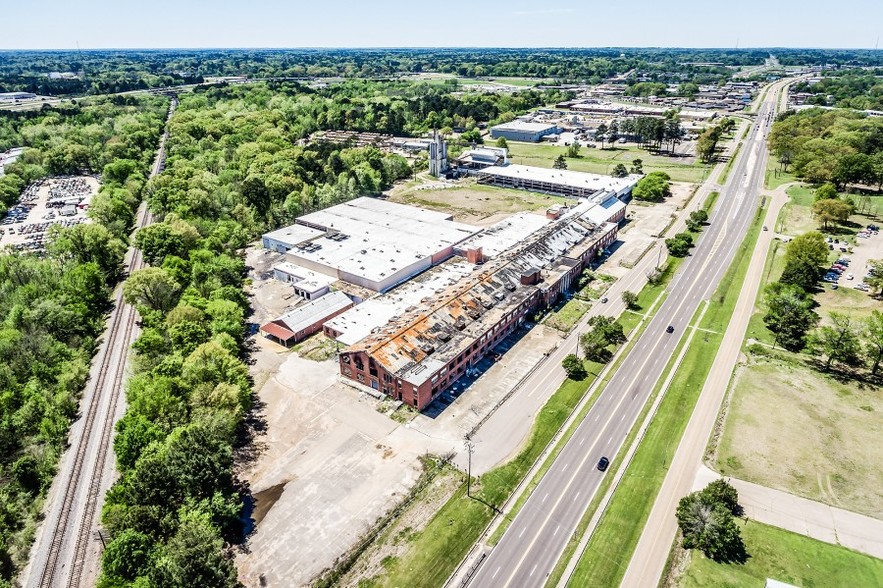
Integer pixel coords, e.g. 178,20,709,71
712,355,883,520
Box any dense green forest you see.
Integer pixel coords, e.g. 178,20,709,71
0,96,167,585
769,107,883,189
0,48,773,96
791,70,883,111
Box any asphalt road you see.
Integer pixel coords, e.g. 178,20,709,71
469,95,779,588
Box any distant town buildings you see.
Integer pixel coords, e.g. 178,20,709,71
0,92,37,102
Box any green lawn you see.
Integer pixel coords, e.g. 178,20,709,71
765,157,799,190
676,520,883,588
506,142,708,183
565,202,768,588
778,184,816,234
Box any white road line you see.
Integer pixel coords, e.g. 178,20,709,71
519,527,526,538
579,437,585,446
554,525,560,536
530,564,538,577
543,492,549,503
493,567,501,579
562,463,568,472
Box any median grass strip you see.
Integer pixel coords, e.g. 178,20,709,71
488,274,674,546
718,142,743,185
563,201,768,588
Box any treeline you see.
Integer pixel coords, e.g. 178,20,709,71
790,71,883,112
0,97,167,585
770,108,883,189
696,117,737,163
0,48,774,96
618,112,686,152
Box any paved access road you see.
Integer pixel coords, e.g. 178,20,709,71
469,92,780,588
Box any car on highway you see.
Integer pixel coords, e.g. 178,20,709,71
601,296,608,303
597,456,610,471
666,325,675,334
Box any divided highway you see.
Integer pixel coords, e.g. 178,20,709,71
469,90,781,588
22,99,175,588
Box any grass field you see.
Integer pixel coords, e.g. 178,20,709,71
713,354,883,519
674,520,883,588
389,180,566,223
506,141,708,183
778,184,816,234
564,201,768,588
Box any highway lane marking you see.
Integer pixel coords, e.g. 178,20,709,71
530,564,538,577
543,492,549,503
519,527,526,538
554,525,560,536
579,437,585,446
562,463,568,472
493,567,501,579
497,160,761,586
493,116,768,587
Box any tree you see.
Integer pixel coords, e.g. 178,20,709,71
665,232,693,257
862,310,883,376
686,209,709,232
696,127,720,163
809,312,862,370
814,182,838,201
779,231,828,291
562,354,587,380
632,172,671,202
566,142,581,158
123,267,181,312
611,163,628,178
553,154,567,170
48,223,126,283
630,158,643,175
676,493,745,562
495,136,508,149
812,198,853,230
607,120,620,145
867,260,883,297
101,529,152,582
580,316,626,362
596,123,608,149
700,479,742,516
148,506,239,588
621,290,638,309
763,282,818,350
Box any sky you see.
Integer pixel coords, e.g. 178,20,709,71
2,0,882,50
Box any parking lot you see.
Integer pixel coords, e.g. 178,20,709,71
0,176,97,252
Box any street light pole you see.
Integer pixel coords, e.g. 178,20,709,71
464,437,475,497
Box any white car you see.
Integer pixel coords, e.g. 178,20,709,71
847,274,854,280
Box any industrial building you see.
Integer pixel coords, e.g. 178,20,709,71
261,197,481,293
334,200,620,409
259,291,353,346
476,164,640,203
0,92,37,102
452,146,510,170
490,121,559,142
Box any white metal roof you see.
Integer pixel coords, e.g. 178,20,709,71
480,164,640,195
276,290,352,334
491,121,558,133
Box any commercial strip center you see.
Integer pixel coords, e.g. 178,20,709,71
260,160,636,410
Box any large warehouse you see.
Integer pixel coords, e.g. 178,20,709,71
490,121,559,142
261,197,481,293
477,164,640,202
335,200,619,409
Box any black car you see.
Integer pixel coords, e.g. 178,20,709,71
666,325,675,334
597,456,610,471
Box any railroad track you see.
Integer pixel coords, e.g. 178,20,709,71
29,100,173,588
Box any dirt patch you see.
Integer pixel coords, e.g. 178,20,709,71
714,353,883,519
251,482,288,526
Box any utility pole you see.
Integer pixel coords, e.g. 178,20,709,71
464,436,475,497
